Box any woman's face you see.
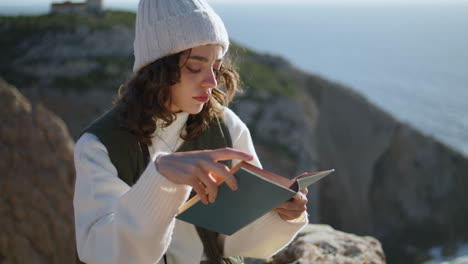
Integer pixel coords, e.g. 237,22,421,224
169,44,223,114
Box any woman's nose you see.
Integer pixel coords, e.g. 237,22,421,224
201,69,218,88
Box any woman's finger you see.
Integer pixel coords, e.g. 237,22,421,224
293,192,308,202
276,202,307,211
277,195,307,211
275,208,303,220
207,162,238,191
197,168,219,203
209,148,253,163
192,181,209,205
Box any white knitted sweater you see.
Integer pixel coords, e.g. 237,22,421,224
73,107,308,264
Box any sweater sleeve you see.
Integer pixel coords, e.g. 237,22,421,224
221,107,308,259
73,133,191,264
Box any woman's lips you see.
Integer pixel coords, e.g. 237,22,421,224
193,95,209,103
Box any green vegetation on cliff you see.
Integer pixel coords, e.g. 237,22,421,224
0,11,298,96
0,11,135,58
229,43,297,96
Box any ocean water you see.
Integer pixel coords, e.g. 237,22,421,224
211,2,468,157
424,243,468,264
1,2,468,156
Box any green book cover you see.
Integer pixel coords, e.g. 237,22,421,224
176,162,334,236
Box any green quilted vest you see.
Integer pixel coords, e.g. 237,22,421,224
80,107,244,264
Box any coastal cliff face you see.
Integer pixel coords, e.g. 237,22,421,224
313,79,468,262
219,61,468,263
2,12,468,263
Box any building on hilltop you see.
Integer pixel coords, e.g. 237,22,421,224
51,0,103,14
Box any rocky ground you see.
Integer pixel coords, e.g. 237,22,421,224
256,225,386,264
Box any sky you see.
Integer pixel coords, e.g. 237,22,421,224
2,0,467,15
5,0,468,7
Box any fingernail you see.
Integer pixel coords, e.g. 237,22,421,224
204,195,210,205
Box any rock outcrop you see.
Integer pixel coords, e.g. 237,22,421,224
0,79,76,263
265,224,385,264
231,89,319,177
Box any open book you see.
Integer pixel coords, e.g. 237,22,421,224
176,161,335,235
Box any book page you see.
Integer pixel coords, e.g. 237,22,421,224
295,169,335,190
233,161,293,189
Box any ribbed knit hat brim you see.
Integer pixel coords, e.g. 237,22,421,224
133,0,229,73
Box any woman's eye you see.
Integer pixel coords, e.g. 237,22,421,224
186,66,201,73
186,66,220,74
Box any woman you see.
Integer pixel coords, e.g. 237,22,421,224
73,0,309,263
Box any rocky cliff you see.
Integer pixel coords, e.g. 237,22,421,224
229,60,468,263
313,79,468,263
0,79,76,263
2,11,468,263
235,70,468,262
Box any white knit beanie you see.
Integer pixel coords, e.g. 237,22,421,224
133,0,230,73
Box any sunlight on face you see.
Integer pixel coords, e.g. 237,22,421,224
168,44,223,114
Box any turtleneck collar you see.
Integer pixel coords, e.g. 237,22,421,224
155,112,189,129
150,112,189,153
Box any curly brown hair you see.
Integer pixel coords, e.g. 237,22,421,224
113,49,241,146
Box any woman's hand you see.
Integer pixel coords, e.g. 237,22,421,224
155,148,253,204
274,188,308,221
